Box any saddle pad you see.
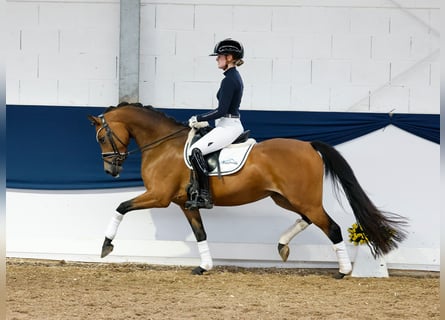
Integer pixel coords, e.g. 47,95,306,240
184,129,256,176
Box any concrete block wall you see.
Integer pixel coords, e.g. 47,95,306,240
6,0,440,113
6,1,120,106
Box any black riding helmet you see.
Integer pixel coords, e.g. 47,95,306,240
210,38,244,60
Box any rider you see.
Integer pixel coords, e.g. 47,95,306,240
186,38,245,210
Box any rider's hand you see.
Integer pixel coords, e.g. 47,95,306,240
188,116,198,128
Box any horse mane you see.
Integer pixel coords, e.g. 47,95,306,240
104,102,185,127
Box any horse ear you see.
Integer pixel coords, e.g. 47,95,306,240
88,115,100,126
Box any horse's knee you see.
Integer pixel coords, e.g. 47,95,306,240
116,200,133,214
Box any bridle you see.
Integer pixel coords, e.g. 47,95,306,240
96,114,188,168
96,114,129,168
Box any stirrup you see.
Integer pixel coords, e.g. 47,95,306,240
185,195,213,210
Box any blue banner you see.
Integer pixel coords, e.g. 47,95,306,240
6,105,439,190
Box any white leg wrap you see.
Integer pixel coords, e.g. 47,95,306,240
333,241,352,275
197,240,213,271
104,212,124,240
279,218,310,245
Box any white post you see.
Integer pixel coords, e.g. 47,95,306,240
351,246,389,278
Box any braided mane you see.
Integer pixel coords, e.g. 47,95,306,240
104,102,185,127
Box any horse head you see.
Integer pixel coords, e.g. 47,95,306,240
88,110,131,178
88,102,188,178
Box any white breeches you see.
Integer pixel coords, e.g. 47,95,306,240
190,117,244,155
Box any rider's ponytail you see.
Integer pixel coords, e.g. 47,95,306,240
235,59,244,67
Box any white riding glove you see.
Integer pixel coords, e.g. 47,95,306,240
188,116,209,129
188,116,198,128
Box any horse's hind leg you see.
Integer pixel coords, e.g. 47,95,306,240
272,194,351,278
272,194,312,262
308,207,352,279
277,218,311,262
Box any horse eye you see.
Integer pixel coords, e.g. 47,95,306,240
98,137,106,144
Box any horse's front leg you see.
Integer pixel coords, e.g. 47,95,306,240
101,211,124,258
101,191,171,258
181,207,213,275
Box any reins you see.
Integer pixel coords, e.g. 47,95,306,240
128,126,189,156
97,114,188,160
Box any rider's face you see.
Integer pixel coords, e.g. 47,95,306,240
216,55,227,70
216,54,235,70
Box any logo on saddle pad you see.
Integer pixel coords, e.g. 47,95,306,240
184,128,256,176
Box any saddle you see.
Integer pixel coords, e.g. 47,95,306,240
184,126,256,176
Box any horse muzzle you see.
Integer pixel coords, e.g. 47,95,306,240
102,152,127,178
104,161,122,178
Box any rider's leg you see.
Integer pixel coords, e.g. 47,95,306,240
185,148,213,209
190,119,244,156
185,119,243,210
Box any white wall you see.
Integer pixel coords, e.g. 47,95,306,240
6,0,440,113
6,126,440,271
6,1,120,106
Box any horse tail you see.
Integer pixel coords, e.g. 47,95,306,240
310,140,408,257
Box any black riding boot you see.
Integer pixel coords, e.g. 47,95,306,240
185,148,213,210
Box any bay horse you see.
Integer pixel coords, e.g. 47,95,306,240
88,102,407,278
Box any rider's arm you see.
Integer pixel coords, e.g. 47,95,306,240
196,77,235,122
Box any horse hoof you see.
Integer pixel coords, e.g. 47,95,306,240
278,243,289,262
191,266,207,275
101,238,114,258
333,272,346,279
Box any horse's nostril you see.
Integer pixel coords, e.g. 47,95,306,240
105,167,120,178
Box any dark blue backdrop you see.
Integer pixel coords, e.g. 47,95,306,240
6,105,439,190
